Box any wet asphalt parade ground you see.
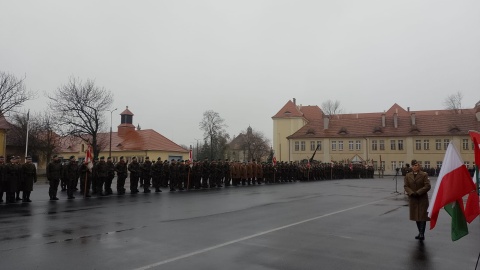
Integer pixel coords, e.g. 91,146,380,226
1,177,479,270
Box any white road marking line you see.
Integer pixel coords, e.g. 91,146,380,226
133,198,388,270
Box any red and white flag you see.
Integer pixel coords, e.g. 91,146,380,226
427,142,476,229
272,156,277,166
465,130,480,222
85,145,93,171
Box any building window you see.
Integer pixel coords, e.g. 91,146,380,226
444,139,450,150
371,140,377,151
356,140,361,150
463,139,469,150
295,141,299,151
424,161,430,169
399,161,404,168
436,139,441,150
398,140,404,150
436,161,442,169
317,141,322,151
424,140,429,150
338,141,344,151
331,141,337,151
379,140,385,150
310,141,316,151
349,141,354,150
416,140,421,150
301,141,306,151
391,161,397,170
390,140,396,150
464,161,470,168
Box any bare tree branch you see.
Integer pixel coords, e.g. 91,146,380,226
199,110,228,160
0,71,36,114
47,77,113,158
321,100,343,117
443,91,463,114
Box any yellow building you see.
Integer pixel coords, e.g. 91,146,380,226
272,99,480,175
58,107,189,162
0,114,10,157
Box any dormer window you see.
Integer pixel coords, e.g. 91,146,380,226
338,127,348,135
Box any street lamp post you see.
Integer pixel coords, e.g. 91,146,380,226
108,108,118,158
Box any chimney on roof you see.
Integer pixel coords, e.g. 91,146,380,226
323,115,329,130
394,113,398,128
381,113,386,127
411,113,416,125
407,107,410,112
293,98,296,105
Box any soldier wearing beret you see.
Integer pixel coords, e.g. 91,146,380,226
63,156,78,199
46,155,63,200
141,156,152,193
128,157,140,194
105,157,115,195
4,156,19,203
94,156,108,196
114,156,127,195
22,156,37,202
151,157,163,193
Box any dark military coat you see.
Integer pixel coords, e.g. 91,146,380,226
22,162,37,191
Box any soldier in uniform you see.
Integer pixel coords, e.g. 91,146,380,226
169,159,178,191
5,156,19,203
13,156,23,201
94,156,108,196
105,157,115,195
91,157,99,194
128,157,140,194
79,160,92,197
201,158,210,188
162,160,170,188
240,162,247,185
46,155,63,200
0,156,5,202
151,157,163,193
404,159,431,241
64,156,79,199
114,156,128,195
141,157,152,193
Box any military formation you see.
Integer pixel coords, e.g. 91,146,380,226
0,155,37,204
1,155,377,203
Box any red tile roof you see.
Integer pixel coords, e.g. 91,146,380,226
120,106,134,116
272,100,322,122
288,104,480,139
59,129,188,153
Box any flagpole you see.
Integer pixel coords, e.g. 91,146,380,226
24,109,30,159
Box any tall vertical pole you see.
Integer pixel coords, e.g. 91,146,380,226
109,108,117,158
25,109,30,159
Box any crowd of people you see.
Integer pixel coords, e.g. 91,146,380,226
1,154,378,203
0,155,37,204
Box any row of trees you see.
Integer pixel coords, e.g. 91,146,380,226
197,110,271,162
2,70,272,163
1,71,114,162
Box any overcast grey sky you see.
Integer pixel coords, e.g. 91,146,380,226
2,1,480,147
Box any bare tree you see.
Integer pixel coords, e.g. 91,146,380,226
240,126,270,162
8,110,62,163
0,71,36,114
443,91,463,113
47,77,113,158
199,110,227,160
321,100,343,117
